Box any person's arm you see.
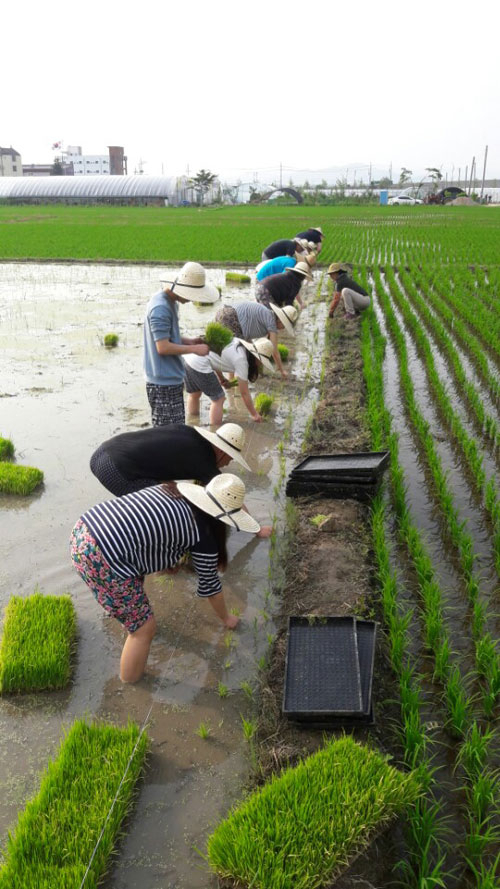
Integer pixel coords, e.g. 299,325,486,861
181,336,205,345
155,339,209,357
268,331,287,379
328,292,341,317
237,379,262,422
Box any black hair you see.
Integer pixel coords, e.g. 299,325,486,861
237,341,259,383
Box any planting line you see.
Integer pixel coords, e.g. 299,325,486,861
78,602,195,889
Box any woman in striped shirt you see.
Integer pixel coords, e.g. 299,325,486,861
70,474,263,682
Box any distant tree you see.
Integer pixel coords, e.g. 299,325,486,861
51,159,64,176
188,169,218,205
425,167,443,185
379,176,393,188
399,167,412,185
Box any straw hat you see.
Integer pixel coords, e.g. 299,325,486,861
270,302,298,336
194,423,250,471
160,262,220,304
327,262,351,275
177,473,260,533
297,238,310,250
237,336,276,373
312,227,324,236
287,262,313,281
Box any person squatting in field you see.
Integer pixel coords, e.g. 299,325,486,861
214,300,298,380
183,336,276,424
71,474,269,682
327,263,371,319
143,262,218,426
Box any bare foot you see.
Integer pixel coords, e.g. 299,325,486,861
224,614,239,629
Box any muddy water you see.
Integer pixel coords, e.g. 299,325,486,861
0,262,325,887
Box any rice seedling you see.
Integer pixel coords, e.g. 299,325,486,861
217,681,229,698
225,272,250,283
0,719,148,889
240,716,257,742
103,332,119,347
309,514,328,527
444,666,471,739
0,594,76,693
207,735,420,889
204,321,233,354
0,437,14,460
240,681,254,702
277,343,289,362
0,462,43,495
196,721,211,740
254,393,274,417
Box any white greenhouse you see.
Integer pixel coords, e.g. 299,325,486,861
0,175,191,205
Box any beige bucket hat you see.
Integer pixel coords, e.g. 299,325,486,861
160,262,220,304
270,303,298,336
287,261,313,281
312,227,324,236
194,423,250,471
237,336,276,373
327,262,350,275
177,473,260,533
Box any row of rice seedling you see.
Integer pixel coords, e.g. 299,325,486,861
362,300,500,885
430,269,500,367
0,720,148,889
383,266,500,581
396,267,499,448
373,268,500,723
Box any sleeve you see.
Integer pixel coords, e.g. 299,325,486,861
149,302,173,342
190,549,222,597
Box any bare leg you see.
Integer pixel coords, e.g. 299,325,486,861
120,615,157,683
209,395,225,426
208,591,239,628
186,391,201,416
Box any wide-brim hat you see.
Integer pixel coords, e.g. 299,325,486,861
194,423,250,471
287,262,313,281
160,261,220,304
327,262,349,275
312,227,324,236
177,473,260,533
237,337,276,373
270,302,298,336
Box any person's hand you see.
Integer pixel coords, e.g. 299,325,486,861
192,343,209,356
252,413,263,423
280,370,288,380
224,614,239,629
162,481,180,497
256,525,273,539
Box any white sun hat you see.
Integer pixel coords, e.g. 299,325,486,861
177,473,260,533
270,303,298,337
237,336,276,373
194,423,250,471
312,227,324,236
286,261,313,281
160,262,220,304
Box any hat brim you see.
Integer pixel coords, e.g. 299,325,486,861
287,268,313,281
194,426,250,471
270,303,295,337
237,339,276,374
160,280,220,304
177,481,260,533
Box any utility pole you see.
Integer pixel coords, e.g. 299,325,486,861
389,161,392,182
468,156,475,195
465,166,468,193
279,161,282,190
369,161,372,185
480,145,488,203
458,167,461,189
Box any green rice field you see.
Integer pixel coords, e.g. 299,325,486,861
0,204,499,265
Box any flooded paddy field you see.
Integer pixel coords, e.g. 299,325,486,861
0,261,326,888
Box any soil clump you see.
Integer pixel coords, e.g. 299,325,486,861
252,318,405,888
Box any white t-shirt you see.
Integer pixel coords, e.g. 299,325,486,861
183,352,213,374
184,340,249,381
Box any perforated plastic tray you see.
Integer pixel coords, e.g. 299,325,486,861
290,452,390,481
283,616,377,723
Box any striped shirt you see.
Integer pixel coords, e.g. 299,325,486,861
81,486,222,598
234,301,277,338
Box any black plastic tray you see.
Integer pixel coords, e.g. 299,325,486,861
290,452,390,481
283,616,377,724
285,479,381,502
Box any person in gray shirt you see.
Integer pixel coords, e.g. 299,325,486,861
215,300,297,379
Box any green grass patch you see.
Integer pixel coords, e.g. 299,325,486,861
226,271,251,283
0,594,76,693
277,344,289,362
0,437,14,460
0,462,43,495
205,321,233,354
0,719,148,888
254,393,274,416
103,332,119,347
310,514,328,527
207,735,420,889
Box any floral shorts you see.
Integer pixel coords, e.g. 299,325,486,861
70,519,152,634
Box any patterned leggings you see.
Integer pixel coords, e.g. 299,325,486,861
146,383,185,426
70,519,152,633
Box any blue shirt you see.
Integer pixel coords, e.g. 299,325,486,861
256,256,296,281
143,290,185,386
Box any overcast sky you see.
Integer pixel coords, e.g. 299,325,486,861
3,0,499,184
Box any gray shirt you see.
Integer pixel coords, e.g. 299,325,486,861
234,301,277,339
